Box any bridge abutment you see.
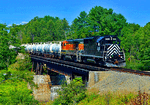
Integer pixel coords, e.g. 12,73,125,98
88,71,111,88
28,75,51,102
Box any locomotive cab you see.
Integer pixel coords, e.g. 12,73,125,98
96,36,120,51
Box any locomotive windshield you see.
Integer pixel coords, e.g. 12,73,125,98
105,38,120,45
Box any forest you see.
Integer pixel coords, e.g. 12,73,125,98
0,6,150,71
0,5,150,105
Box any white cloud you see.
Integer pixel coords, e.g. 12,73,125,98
8,24,11,26
21,21,28,24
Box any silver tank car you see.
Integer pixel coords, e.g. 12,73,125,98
32,44,37,54
50,44,61,54
36,44,44,55
43,44,51,54
42,43,50,54
50,43,61,58
27,44,32,53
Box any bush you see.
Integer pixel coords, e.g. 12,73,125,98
15,54,32,71
0,71,39,105
53,78,86,105
0,53,39,105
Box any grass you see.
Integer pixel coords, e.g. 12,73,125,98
77,88,150,105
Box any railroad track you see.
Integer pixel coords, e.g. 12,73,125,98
30,55,109,71
30,55,150,76
110,67,150,77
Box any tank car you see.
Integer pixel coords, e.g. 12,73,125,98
43,43,52,57
50,42,61,58
36,43,44,55
26,44,33,54
32,44,37,54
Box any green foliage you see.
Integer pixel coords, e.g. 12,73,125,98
53,78,86,105
120,23,141,70
15,54,32,71
0,70,39,105
120,22,150,70
0,52,39,104
69,6,127,39
19,16,69,43
78,92,136,105
0,24,18,70
137,23,150,70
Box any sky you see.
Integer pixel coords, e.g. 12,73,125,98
0,0,149,27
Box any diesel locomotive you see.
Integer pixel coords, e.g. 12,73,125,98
24,35,126,67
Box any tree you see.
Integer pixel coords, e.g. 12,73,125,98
137,23,150,70
0,24,10,70
0,24,20,70
69,11,89,39
69,6,127,39
62,18,70,40
120,23,141,69
88,6,126,36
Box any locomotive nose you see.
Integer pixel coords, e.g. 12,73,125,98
112,53,119,59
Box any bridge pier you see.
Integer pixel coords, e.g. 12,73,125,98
39,63,43,75
71,73,75,80
31,61,34,72
35,62,38,75
34,62,44,75
35,62,40,75
82,75,88,86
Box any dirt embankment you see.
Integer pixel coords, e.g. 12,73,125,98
88,71,150,95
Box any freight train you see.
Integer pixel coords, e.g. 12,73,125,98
24,35,126,67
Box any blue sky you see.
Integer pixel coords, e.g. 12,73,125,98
0,0,149,27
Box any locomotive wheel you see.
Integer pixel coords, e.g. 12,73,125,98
62,55,66,60
95,59,100,64
72,56,77,62
83,58,87,63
